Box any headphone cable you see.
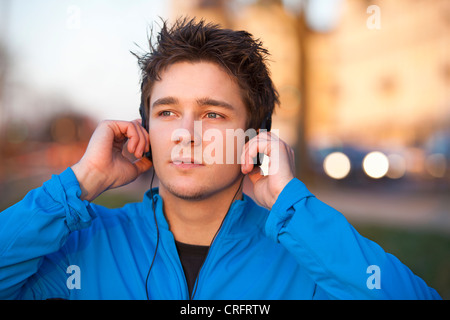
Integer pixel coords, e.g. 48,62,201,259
145,169,159,300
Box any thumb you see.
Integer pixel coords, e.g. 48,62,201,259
133,157,153,175
247,166,263,185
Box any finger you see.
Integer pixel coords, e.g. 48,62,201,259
121,122,139,155
119,121,144,159
240,131,279,174
247,135,284,176
245,137,271,171
240,140,254,174
247,165,264,185
108,121,142,157
130,120,146,158
241,135,266,174
133,157,153,174
133,119,151,154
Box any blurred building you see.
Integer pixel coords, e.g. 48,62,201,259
0,113,95,182
170,0,303,147
170,0,230,27
305,0,450,151
169,0,450,183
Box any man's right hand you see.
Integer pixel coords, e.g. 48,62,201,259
71,120,152,201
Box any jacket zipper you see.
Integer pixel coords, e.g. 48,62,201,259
189,238,217,300
168,236,191,300
189,206,232,300
182,180,244,300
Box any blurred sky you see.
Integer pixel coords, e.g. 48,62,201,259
2,0,169,121
1,0,341,123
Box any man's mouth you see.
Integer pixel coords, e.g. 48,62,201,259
171,157,204,169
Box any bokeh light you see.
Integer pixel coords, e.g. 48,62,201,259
363,151,389,179
425,153,447,178
323,152,351,179
386,154,406,179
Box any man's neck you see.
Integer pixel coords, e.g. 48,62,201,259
159,177,244,246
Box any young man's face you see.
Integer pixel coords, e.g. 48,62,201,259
148,61,249,200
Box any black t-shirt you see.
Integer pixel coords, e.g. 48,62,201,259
175,241,209,297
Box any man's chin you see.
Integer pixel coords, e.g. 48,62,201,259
162,182,210,201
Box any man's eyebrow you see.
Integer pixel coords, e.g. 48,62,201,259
151,96,236,111
196,97,235,111
151,96,179,109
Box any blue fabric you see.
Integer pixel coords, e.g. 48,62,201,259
0,168,441,299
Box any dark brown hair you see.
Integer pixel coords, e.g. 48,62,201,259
133,17,279,130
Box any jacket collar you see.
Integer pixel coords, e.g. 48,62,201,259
142,187,268,239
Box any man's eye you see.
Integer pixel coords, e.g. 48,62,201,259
206,112,223,119
160,111,174,117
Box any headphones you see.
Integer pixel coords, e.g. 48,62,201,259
139,81,153,160
138,84,272,167
255,112,272,167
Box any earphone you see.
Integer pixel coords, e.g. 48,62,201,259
139,82,153,160
255,112,272,167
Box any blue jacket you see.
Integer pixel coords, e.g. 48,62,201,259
0,168,441,299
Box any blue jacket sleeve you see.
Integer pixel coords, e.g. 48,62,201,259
0,168,95,299
265,178,441,300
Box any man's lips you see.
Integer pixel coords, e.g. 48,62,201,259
170,158,204,168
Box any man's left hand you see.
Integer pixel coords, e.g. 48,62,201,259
240,131,296,210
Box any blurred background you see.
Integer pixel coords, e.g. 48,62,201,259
0,0,449,298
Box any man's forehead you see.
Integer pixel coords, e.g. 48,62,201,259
151,61,242,98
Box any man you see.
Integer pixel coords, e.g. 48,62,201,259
0,18,441,300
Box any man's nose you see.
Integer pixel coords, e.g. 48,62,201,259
173,114,202,146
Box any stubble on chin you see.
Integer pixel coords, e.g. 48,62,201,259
160,180,211,201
